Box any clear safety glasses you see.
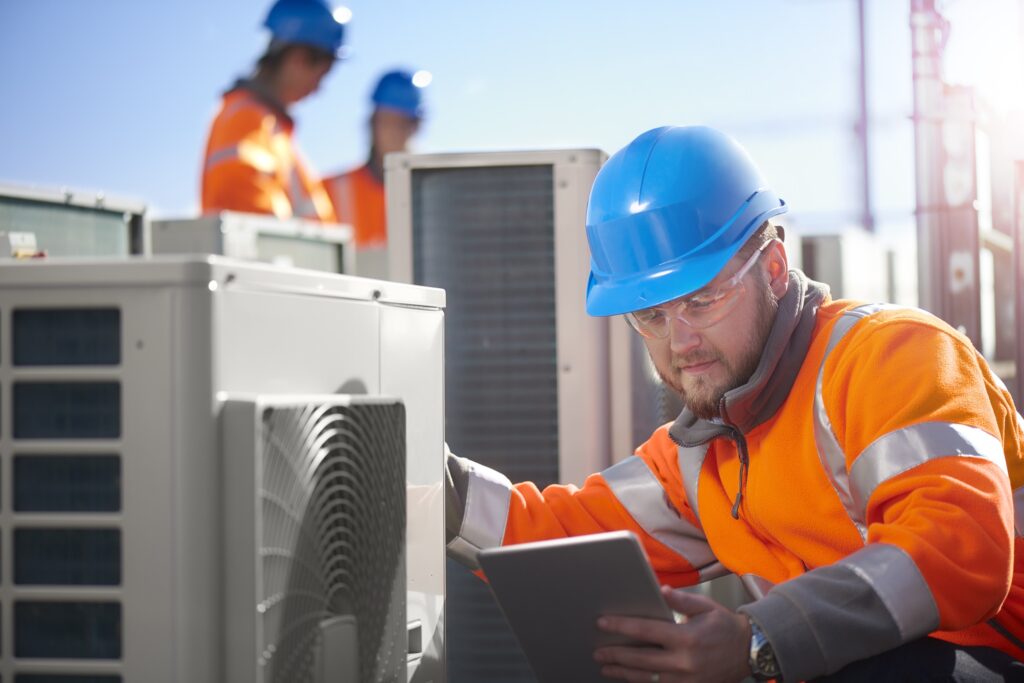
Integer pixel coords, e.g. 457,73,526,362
625,239,776,338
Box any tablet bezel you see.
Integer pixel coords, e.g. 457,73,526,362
478,530,675,683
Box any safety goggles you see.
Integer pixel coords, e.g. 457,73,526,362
625,239,775,337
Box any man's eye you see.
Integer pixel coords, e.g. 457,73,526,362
638,309,665,322
685,295,719,310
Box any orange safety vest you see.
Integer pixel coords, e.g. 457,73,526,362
447,274,1024,680
201,85,337,223
324,164,386,249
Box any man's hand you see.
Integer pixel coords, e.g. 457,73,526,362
594,586,753,683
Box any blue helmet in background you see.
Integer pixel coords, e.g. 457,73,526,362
371,70,427,120
264,0,349,58
585,126,787,317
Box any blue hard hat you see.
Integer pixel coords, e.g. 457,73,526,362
371,70,427,119
585,126,787,316
264,0,349,58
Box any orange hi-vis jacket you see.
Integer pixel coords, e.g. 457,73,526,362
324,163,386,249
446,272,1024,681
201,82,337,223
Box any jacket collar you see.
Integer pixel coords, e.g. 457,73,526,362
226,78,294,128
669,270,830,447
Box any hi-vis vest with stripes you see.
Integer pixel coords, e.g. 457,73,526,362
447,301,1024,678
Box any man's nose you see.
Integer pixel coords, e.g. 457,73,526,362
668,315,702,353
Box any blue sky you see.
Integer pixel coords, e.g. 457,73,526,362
1,0,1020,238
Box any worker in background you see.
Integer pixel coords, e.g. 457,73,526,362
325,69,427,276
445,126,1024,681
201,0,347,223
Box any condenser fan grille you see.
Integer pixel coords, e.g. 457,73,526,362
258,401,406,683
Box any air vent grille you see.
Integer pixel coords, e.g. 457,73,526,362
257,401,406,683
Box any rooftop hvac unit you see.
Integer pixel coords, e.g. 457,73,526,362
150,212,355,274
0,256,446,683
0,183,147,257
386,149,679,681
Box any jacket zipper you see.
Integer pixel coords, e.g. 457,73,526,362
728,427,750,520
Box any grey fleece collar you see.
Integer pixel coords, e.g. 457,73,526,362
669,270,830,446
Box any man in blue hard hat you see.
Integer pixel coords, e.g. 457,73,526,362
325,68,428,276
201,0,349,223
445,126,1024,681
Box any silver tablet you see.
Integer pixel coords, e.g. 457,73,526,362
477,530,675,683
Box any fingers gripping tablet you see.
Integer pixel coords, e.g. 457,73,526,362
478,531,675,683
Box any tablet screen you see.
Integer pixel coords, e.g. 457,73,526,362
478,530,674,683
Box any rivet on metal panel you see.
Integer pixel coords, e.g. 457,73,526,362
373,289,383,300
569,154,577,163
136,340,144,350
558,180,569,189
562,364,571,372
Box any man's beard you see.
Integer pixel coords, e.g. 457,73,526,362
657,282,779,420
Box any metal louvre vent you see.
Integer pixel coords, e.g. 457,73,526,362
257,401,406,683
412,165,558,485
412,164,558,682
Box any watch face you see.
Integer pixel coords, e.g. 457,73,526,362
756,644,780,677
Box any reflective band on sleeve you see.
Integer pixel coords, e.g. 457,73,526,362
206,141,278,175
849,421,1007,515
602,457,719,575
204,145,240,171
839,543,940,642
454,462,513,557
813,303,902,541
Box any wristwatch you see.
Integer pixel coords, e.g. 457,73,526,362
748,618,781,681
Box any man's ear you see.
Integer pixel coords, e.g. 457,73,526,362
767,241,789,299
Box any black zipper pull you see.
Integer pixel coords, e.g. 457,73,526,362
731,430,749,520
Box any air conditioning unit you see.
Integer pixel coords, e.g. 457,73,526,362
0,256,445,682
0,183,147,257
150,212,355,274
386,149,681,681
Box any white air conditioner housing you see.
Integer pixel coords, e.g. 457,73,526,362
0,256,445,683
150,212,355,274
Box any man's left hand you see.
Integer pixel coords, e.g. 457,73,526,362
594,586,752,683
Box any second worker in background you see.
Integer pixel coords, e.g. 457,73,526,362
325,69,427,276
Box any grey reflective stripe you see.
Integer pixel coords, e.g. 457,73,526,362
676,443,710,525
1015,486,1024,537
205,145,240,171
450,462,513,567
741,574,775,600
839,543,939,641
850,422,1008,515
602,457,719,576
289,170,318,218
741,542,939,681
813,303,901,541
